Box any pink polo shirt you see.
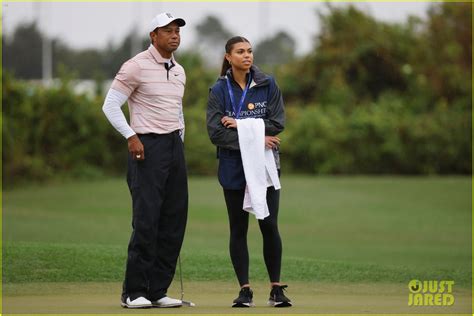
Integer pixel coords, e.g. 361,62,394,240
111,44,186,135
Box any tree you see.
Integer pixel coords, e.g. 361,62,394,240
195,15,232,45
278,4,424,105
194,15,233,68
102,31,149,78
53,39,104,79
254,31,295,67
3,22,43,79
416,2,472,106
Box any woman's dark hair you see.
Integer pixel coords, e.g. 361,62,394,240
220,36,251,76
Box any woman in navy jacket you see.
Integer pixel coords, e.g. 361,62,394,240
206,36,292,308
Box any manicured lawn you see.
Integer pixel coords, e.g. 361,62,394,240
3,176,471,287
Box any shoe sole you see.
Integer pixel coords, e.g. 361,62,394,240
232,302,255,307
268,300,292,307
120,302,152,309
152,304,182,308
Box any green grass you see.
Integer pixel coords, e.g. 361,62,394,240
3,281,472,314
2,176,472,287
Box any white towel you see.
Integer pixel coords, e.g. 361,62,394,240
237,118,281,220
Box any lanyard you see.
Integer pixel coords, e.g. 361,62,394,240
226,72,252,119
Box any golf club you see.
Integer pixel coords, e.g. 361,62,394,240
178,255,196,307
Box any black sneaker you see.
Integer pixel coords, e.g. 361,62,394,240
232,287,254,307
268,285,292,307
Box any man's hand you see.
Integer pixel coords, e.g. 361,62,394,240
265,136,280,149
128,134,145,160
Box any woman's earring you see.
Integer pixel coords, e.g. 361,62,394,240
229,60,232,65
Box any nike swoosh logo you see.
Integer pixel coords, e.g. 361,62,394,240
174,74,180,76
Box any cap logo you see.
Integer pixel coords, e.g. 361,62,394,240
166,13,173,18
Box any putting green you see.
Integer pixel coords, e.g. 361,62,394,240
2,281,471,314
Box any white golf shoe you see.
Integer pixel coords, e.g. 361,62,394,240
152,296,183,308
121,296,153,308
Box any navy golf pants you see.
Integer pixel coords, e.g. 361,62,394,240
122,131,188,302
223,186,282,286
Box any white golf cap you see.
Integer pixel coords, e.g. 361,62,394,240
149,13,186,32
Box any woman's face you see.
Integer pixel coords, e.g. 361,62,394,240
226,42,253,72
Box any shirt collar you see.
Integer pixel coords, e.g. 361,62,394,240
148,44,175,64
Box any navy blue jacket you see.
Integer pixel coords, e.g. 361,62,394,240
206,65,285,189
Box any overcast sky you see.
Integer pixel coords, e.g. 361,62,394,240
2,2,433,55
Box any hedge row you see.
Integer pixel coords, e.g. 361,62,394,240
2,74,470,187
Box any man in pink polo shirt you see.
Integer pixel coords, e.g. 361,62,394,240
102,12,188,309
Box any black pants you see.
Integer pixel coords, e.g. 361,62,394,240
122,131,188,302
223,186,282,286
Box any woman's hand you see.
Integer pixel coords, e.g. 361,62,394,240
265,136,280,149
221,116,237,129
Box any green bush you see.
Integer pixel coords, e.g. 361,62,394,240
283,97,471,174
2,72,126,187
183,106,218,175
3,3,471,185
3,71,470,187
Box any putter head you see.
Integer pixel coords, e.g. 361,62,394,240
181,300,196,307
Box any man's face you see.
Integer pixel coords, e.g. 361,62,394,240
151,21,181,54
